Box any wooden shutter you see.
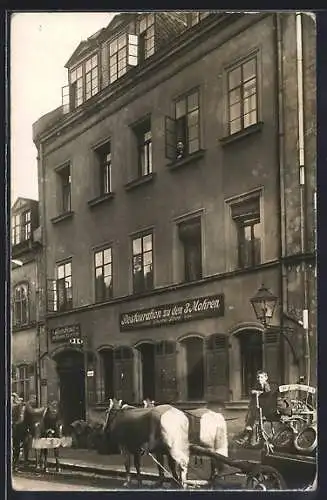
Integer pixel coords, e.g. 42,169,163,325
165,116,176,160
61,85,70,114
264,329,280,386
155,341,177,402
113,348,134,402
205,335,229,401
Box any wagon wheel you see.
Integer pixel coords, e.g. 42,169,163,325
246,465,286,490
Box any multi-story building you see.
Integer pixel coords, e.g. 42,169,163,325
11,197,44,403
32,11,316,425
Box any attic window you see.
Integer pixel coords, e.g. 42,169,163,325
138,13,155,61
109,34,138,83
63,53,99,112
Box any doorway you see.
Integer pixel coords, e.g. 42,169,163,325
137,342,155,400
54,350,85,427
182,337,204,400
239,330,263,397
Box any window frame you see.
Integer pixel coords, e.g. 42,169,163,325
21,210,31,241
13,282,29,327
56,163,71,214
12,364,31,401
95,142,112,196
131,230,154,294
178,216,203,282
138,13,155,61
94,246,113,303
55,259,73,312
12,214,21,245
109,33,138,84
134,118,152,178
69,52,99,110
226,53,259,136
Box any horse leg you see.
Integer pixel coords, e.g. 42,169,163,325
134,453,142,488
43,449,49,473
54,448,61,472
122,448,132,487
167,455,180,488
153,452,165,488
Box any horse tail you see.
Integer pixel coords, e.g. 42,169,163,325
213,413,228,457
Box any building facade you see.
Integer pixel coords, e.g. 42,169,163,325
11,198,44,403
32,12,316,425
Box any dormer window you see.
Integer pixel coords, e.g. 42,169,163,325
188,12,210,27
138,13,155,61
64,53,99,112
109,33,138,83
11,210,31,245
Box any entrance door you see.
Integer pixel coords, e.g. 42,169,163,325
55,350,85,426
239,330,262,397
137,343,155,400
183,337,204,400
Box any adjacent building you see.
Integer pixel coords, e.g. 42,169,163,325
32,11,316,425
11,198,43,403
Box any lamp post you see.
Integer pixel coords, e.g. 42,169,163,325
250,284,278,371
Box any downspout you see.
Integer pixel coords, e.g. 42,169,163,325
274,13,286,383
296,12,310,385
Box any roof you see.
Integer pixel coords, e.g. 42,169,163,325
12,197,39,212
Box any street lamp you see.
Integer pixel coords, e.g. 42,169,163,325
250,284,278,371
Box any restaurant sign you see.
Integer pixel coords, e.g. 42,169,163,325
50,324,81,343
120,294,224,331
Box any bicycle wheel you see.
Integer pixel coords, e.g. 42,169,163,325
246,465,286,490
272,426,294,449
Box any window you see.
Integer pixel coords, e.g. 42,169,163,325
109,33,138,83
178,217,202,282
12,365,31,401
95,143,112,195
188,12,210,27
135,119,152,177
12,214,21,245
165,89,200,161
138,13,155,61
132,232,153,293
21,210,31,241
69,54,99,110
55,261,72,312
99,349,114,402
57,164,71,214
231,196,261,268
227,56,257,135
94,247,113,302
13,283,28,326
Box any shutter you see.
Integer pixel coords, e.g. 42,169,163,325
128,34,138,66
113,348,134,402
165,116,176,160
264,329,280,385
101,42,109,89
61,85,70,114
205,335,229,401
155,342,177,402
46,279,57,312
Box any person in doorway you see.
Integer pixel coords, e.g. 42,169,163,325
235,370,271,446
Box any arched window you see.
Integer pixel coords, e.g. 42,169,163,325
13,283,29,326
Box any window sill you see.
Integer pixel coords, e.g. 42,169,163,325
220,122,264,146
88,192,115,208
124,173,156,191
167,149,206,170
51,211,74,224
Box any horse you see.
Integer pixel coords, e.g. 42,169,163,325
103,398,190,488
143,399,228,484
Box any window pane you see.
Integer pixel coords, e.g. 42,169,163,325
188,125,199,141
133,255,142,273
244,95,256,114
144,251,152,266
230,119,241,134
77,65,83,78
244,225,252,241
57,265,64,279
95,252,103,267
187,109,199,127
176,99,186,119
110,39,118,55
228,67,241,89
230,102,241,121
244,79,256,98
188,139,200,154
139,17,147,33
187,91,198,112
118,34,126,49
85,58,92,73
91,55,97,68
65,276,72,288
148,12,154,25
244,110,257,128
96,267,103,279
71,69,77,82
229,88,241,106
243,58,256,81
103,264,111,277
103,248,111,264
65,262,71,276
104,276,112,295
133,238,142,255
143,234,152,251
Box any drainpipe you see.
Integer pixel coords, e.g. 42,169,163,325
274,13,286,383
296,12,310,385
